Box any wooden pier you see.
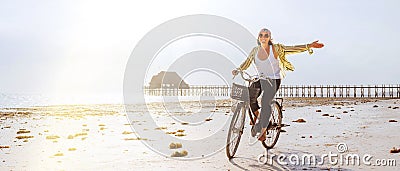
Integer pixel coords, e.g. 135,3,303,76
143,85,400,98
144,85,231,97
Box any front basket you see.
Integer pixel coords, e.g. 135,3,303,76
230,83,260,102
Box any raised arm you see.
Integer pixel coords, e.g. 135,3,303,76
281,40,324,55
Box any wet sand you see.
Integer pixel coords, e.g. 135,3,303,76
0,98,399,170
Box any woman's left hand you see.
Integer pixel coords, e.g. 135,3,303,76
309,40,324,48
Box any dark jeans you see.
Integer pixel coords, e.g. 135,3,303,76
249,79,281,128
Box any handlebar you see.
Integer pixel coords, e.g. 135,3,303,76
232,69,260,83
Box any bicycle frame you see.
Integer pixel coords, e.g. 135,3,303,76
227,70,285,159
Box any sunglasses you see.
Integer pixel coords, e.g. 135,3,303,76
259,33,269,38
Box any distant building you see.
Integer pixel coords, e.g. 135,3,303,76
149,71,189,89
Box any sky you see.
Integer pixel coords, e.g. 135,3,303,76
1,0,400,95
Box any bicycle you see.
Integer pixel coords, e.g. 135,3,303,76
226,70,284,159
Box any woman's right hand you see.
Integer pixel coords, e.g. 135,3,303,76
309,40,324,48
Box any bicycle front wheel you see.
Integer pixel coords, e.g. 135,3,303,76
262,100,282,149
226,102,246,159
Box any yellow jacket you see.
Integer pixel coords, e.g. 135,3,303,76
238,43,313,78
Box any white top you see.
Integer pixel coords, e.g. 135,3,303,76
254,46,281,79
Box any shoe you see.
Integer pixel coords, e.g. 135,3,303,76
252,120,274,137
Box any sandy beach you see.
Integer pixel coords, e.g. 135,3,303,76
0,98,399,170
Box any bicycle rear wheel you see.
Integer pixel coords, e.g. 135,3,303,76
226,102,246,159
262,100,282,149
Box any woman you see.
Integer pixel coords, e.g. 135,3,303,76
232,28,324,141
